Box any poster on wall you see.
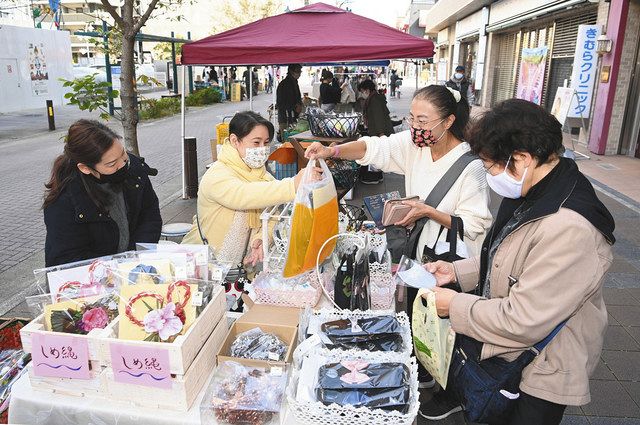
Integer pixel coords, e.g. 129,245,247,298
516,46,549,105
550,87,574,126
567,25,601,119
28,42,49,96
436,59,448,83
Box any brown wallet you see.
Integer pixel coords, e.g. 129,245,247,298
381,196,420,226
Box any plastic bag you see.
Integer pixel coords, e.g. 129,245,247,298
229,327,288,362
136,243,213,280
394,255,437,290
283,159,338,278
202,361,287,425
315,361,411,413
412,288,456,388
320,316,403,352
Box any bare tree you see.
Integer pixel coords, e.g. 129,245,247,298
211,0,282,35
99,0,183,155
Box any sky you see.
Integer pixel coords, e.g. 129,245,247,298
286,0,412,27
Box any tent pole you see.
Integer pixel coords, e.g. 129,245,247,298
271,65,277,129
385,66,390,103
181,65,186,199
249,66,253,111
415,61,419,90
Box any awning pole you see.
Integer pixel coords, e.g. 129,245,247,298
249,66,253,111
271,65,277,129
181,65,187,199
385,66,390,103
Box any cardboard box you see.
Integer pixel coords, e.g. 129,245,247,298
217,302,300,369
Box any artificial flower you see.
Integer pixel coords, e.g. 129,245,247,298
80,307,109,332
143,302,183,341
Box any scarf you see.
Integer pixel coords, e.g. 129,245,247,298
218,140,271,229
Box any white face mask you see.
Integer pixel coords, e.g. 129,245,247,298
485,156,528,199
454,72,464,80
242,146,270,169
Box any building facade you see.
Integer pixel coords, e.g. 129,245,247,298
422,0,640,158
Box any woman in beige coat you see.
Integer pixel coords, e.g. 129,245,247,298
421,99,615,424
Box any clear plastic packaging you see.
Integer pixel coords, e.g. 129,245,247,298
394,255,437,290
200,361,287,425
320,316,404,352
136,243,214,280
229,328,287,362
251,271,321,308
316,362,411,413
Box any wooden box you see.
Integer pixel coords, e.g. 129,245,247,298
97,285,226,375
217,304,300,369
103,314,229,411
26,360,106,397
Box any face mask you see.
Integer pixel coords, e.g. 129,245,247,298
243,146,270,169
90,161,130,185
410,119,445,148
485,156,528,199
454,72,464,80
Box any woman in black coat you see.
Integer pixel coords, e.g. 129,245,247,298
43,119,162,267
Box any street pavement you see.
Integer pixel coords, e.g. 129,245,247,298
1,82,640,423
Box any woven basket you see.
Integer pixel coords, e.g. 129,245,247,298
253,271,322,308
307,109,361,138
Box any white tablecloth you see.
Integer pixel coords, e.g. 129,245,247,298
9,372,298,425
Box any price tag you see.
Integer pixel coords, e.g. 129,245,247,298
350,317,362,333
270,366,283,377
109,342,171,389
31,333,91,379
192,291,204,307
210,267,223,281
268,352,280,362
174,265,187,279
195,251,207,266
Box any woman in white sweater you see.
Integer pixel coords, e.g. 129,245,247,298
305,85,492,259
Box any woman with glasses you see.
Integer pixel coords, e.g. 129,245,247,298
421,99,615,423
305,84,492,388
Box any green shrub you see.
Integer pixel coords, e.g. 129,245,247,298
185,87,222,106
139,97,181,120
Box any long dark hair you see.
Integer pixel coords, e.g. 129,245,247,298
413,85,470,140
229,111,275,141
43,119,121,211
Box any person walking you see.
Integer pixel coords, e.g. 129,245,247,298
276,64,303,136
445,65,475,105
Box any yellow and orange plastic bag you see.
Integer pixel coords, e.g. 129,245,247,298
283,159,338,278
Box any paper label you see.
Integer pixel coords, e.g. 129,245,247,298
195,251,207,266
109,342,172,389
349,317,363,333
268,352,280,361
270,366,283,377
174,265,187,279
31,333,91,380
192,291,204,307
210,267,223,281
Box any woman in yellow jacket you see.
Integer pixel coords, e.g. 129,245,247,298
182,111,303,265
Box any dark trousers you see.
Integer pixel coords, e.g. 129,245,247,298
487,392,566,425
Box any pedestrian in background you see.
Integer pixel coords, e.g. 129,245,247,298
43,120,162,267
276,64,303,137
445,65,475,105
319,69,342,112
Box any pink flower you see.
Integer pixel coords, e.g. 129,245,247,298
143,302,183,341
81,307,109,332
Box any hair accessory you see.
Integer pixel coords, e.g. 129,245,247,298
446,87,462,103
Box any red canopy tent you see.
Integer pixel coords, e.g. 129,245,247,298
181,3,434,65
177,3,434,198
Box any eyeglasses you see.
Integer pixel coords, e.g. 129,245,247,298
482,161,498,173
403,116,443,129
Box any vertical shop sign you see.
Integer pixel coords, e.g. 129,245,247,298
568,25,601,118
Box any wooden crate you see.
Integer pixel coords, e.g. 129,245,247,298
103,313,228,411
27,360,106,397
96,285,226,375
20,313,111,362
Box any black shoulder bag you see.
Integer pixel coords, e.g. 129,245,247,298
421,215,465,263
385,152,476,263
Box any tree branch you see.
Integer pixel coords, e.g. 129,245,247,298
98,0,125,28
132,0,162,33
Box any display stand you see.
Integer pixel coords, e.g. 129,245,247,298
568,89,590,161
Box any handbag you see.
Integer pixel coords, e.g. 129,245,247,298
385,152,476,263
448,321,567,424
196,211,250,312
421,216,466,263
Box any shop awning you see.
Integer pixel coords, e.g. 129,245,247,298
181,3,434,66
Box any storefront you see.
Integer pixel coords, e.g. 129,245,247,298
484,1,598,109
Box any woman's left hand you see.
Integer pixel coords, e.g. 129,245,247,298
243,239,264,266
430,286,458,317
394,200,433,227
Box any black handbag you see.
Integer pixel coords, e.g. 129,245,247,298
421,215,465,263
385,152,476,263
448,321,567,424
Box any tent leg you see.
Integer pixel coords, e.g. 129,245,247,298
181,65,187,199
249,66,253,111
415,61,419,90
271,65,277,129
385,66,390,103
